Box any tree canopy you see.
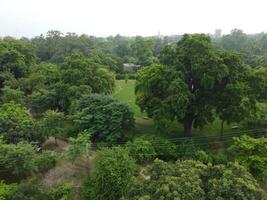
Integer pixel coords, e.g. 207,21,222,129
136,34,262,135
71,94,134,143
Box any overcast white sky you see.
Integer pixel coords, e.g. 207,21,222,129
0,0,266,38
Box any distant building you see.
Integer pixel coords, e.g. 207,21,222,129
214,29,222,38
123,63,141,71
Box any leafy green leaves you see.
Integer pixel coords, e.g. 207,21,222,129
228,135,267,183
0,102,38,144
71,94,134,143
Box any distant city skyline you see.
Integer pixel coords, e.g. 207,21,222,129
1,0,267,38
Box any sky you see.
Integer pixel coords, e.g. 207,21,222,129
0,0,267,38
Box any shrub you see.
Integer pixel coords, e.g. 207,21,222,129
84,147,136,200
124,159,206,200
0,182,17,200
210,150,228,165
36,151,57,173
127,138,156,162
176,138,198,159
6,179,48,200
71,94,134,143
39,110,67,140
148,136,177,160
194,150,211,164
0,101,39,144
206,163,266,199
67,130,91,162
46,181,72,200
124,159,267,200
227,135,267,183
0,138,37,179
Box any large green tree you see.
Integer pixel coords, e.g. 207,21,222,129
71,94,134,143
131,36,155,66
123,159,267,200
136,34,258,136
0,102,40,143
228,135,267,183
0,138,37,179
84,147,136,200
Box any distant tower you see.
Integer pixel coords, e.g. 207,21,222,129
214,29,222,38
157,30,163,39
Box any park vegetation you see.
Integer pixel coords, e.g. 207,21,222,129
0,30,266,199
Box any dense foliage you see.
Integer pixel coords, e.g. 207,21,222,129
1,30,267,200
71,94,134,143
228,135,267,183
84,147,136,200
127,138,156,162
0,102,39,144
0,138,37,179
123,159,267,200
136,34,263,136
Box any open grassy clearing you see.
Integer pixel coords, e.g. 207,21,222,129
113,80,244,148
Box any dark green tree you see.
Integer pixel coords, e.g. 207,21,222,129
0,102,39,143
71,94,134,143
84,147,136,200
136,34,259,136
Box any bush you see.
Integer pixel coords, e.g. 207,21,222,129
36,151,57,173
210,150,228,165
0,182,17,200
6,179,48,200
0,138,37,179
71,94,134,143
46,181,72,200
124,159,206,200
83,147,136,200
148,136,177,161
194,150,212,164
67,130,91,162
0,101,40,144
39,110,67,140
227,135,267,183
176,139,198,159
124,159,267,200
127,138,156,162
206,163,266,199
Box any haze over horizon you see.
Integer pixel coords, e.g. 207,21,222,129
1,0,267,38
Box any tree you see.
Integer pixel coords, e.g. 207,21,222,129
221,29,249,51
71,94,134,143
215,52,261,135
136,34,258,136
123,159,267,200
127,138,156,162
39,110,66,141
0,38,35,80
84,147,136,200
0,101,39,143
68,130,91,162
206,162,266,199
228,135,267,183
1,86,24,104
0,138,37,178
131,36,155,66
0,182,17,200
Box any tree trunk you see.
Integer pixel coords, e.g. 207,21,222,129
220,120,225,138
183,113,194,137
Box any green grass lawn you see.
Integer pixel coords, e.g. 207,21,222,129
113,79,241,148
113,80,146,118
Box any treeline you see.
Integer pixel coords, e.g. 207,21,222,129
30,31,176,70
24,29,267,68
0,36,135,144
0,30,267,199
2,29,267,72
